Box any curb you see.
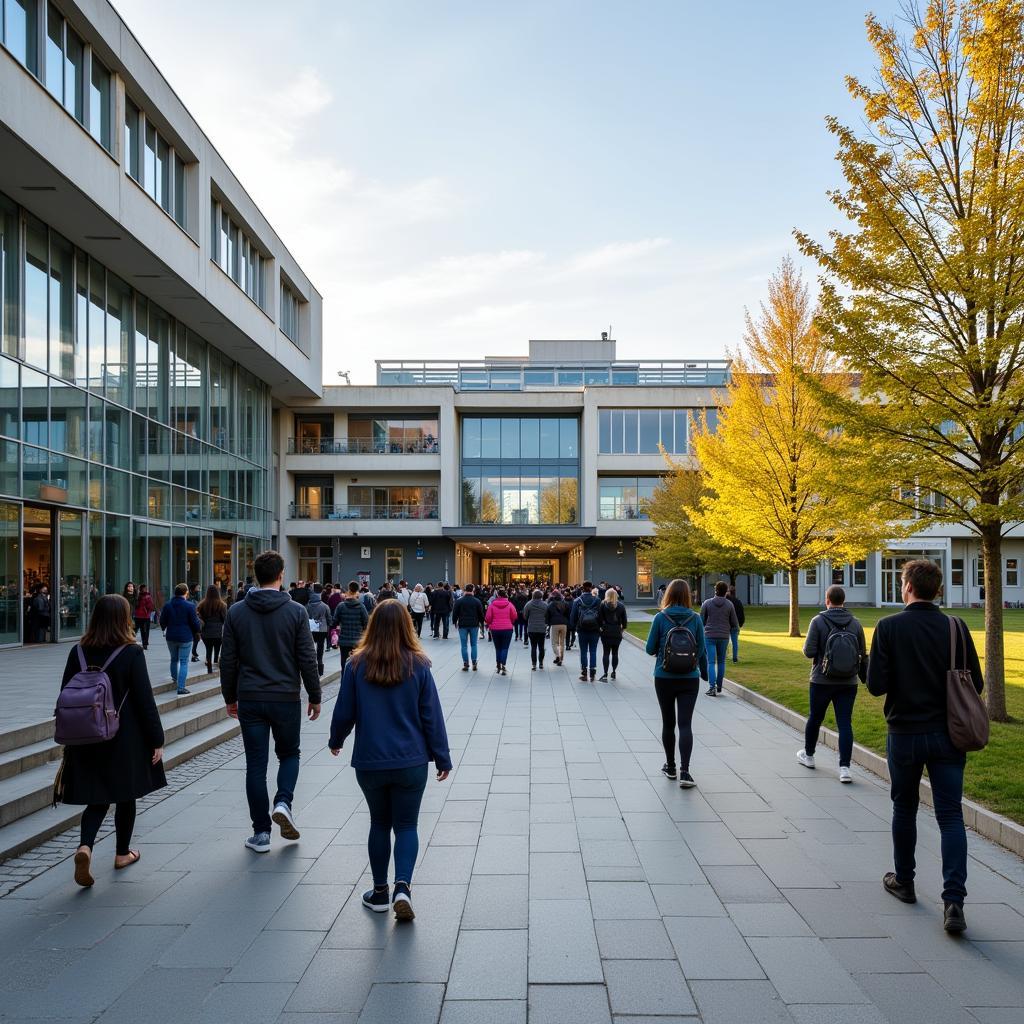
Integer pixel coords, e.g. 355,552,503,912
622,631,1024,859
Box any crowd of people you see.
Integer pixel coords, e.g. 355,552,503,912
54,554,983,937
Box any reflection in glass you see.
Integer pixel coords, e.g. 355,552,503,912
64,24,84,121
0,357,17,438
24,215,48,370
49,231,74,380
0,500,19,643
1,194,18,357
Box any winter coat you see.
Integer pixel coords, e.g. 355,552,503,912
58,644,166,804
726,593,746,627
570,593,602,632
546,598,571,626
699,595,739,640
802,606,867,687
408,590,430,615
645,606,708,682
485,597,518,632
521,598,550,634
133,593,155,620
428,588,453,615
159,596,202,643
598,601,628,640
333,597,369,648
199,606,226,640
306,595,332,635
451,595,485,629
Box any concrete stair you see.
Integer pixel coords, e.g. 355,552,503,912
0,669,339,861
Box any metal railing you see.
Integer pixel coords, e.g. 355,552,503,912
287,437,440,455
375,359,731,390
598,501,651,521
288,503,439,521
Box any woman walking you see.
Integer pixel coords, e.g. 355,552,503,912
547,589,571,665
57,595,165,887
521,588,550,670
598,588,628,681
645,579,708,789
196,585,227,674
132,584,155,649
484,587,517,675
328,601,451,921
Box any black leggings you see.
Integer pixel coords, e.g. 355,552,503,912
80,801,137,856
655,680,699,772
203,638,222,666
529,632,546,665
601,637,621,673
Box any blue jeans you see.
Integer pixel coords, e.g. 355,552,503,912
356,764,428,886
730,627,739,662
167,640,191,692
238,700,302,834
886,731,968,905
459,626,478,665
492,629,513,666
707,637,728,689
578,630,599,672
805,684,857,766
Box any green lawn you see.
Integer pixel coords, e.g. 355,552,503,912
627,605,1024,824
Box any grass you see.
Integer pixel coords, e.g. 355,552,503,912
627,605,1024,824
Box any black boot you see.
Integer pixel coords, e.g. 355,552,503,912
590,668,597,681
472,661,478,671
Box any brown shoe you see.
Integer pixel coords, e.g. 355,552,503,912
73,848,94,887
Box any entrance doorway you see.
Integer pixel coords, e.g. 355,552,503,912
23,507,52,643
486,560,557,589
19,504,86,643
214,533,234,591
882,552,942,604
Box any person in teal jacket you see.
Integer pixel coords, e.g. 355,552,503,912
645,578,708,789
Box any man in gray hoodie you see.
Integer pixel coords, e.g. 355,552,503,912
700,581,739,696
797,584,866,783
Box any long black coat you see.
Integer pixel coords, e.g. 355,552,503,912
59,644,166,805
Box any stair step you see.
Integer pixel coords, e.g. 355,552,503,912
0,737,63,781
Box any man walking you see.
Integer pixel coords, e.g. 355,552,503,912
452,583,485,671
408,583,430,637
797,584,866,783
429,582,453,639
333,581,369,671
700,581,739,695
726,585,745,663
220,550,321,854
867,559,983,934
160,583,201,695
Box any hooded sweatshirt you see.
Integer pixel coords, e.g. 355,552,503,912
306,593,331,634
521,598,550,634
802,606,867,687
485,597,518,632
700,595,739,640
333,595,369,648
219,588,321,705
570,592,602,632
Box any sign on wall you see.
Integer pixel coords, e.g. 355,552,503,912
357,571,370,589
360,546,371,559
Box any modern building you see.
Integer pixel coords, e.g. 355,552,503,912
1,0,322,646
276,337,727,598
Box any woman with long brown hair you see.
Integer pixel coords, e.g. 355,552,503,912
196,584,228,673
57,595,166,887
329,600,452,922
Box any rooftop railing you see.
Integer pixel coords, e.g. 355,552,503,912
287,437,440,455
288,503,439,521
375,359,731,390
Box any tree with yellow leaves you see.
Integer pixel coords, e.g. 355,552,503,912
796,0,1024,719
691,258,898,637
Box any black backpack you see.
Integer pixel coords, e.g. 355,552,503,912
661,613,699,674
821,620,861,679
578,601,600,632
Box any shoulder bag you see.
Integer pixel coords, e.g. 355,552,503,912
946,617,989,752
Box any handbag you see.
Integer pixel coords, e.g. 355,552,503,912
946,617,989,752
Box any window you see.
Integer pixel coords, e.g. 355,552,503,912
805,566,817,586
851,559,867,587
598,476,661,519
347,486,437,520
597,408,701,454
1007,558,1019,587
636,554,653,598
832,564,845,585
128,108,188,227
124,99,140,182
386,547,403,581
762,574,775,585
3,0,38,75
88,54,111,150
976,559,985,588
349,416,439,453
210,198,265,307
950,558,964,587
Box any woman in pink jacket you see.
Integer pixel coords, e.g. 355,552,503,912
484,588,517,675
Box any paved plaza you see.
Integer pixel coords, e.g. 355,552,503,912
2,631,1024,1024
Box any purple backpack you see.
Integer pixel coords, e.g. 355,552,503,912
54,645,130,746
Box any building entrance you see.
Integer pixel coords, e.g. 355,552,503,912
486,560,557,590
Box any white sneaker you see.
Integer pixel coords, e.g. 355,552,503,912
271,802,300,840
796,749,815,769
839,766,853,783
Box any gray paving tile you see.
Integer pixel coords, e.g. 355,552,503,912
530,822,580,853
788,1008,886,1024
748,937,868,1003
603,959,696,1016
266,883,350,931
705,865,782,903
529,983,611,1024
854,972,974,1024
30,906,137,948
780,888,887,938
529,852,590,900
822,937,921,974
196,981,295,1023
528,899,603,983
690,979,795,1024
919,955,1024,1007
727,902,815,937
588,881,660,920
439,1001,526,1024
664,915,765,980
323,885,394,949
473,834,528,875
371,885,467,981
93,966,225,1024
677,821,755,865
356,983,444,1024
286,949,382,1012
651,883,727,917
462,874,529,929
430,821,482,845
594,919,675,959
741,839,839,889
446,929,528,1000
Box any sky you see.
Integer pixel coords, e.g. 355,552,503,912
114,0,905,384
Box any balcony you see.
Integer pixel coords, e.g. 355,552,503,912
287,437,440,455
598,501,650,521
288,503,439,521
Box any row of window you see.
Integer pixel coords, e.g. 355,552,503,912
462,417,579,461
281,283,300,343
767,562,869,587
950,558,1019,588
598,407,716,456
462,470,579,526
598,477,662,520
124,100,187,229
767,558,1024,589
210,198,267,309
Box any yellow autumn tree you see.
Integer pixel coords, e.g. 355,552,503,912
691,258,898,636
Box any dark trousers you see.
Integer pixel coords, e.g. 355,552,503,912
887,731,968,905
804,684,857,766
238,700,302,834
707,637,728,689
655,679,699,772
192,632,201,658
339,646,354,672
492,629,513,666
80,801,137,856
528,631,546,665
203,637,222,669
566,628,576,649
437,613,450,639
578,630,599,671
356,764,428,886
514,617,525,641
411,611,424,636
313,632,327,675
601,637,621,673
134,618,151,648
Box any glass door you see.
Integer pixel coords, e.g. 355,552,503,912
0,502,20,645
23,506,53,643
213,533,234,590
58,510,85,639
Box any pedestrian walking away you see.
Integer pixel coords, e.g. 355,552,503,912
726,585,745,662
428,581,453,639
159,583,202,694
598,588,628,681
333,581,370,671
132,583,155,650
797,585,866,783
646,578,708,789
196,585,227,674
570,582,602,681
511,585,530,644
521,588,550,669
408,583,430,637
329,600,452,922
547,589,571,665
306,583,332,676
867,559,983,935
55,595,166,888
452,583,485,670
700,581,739,694
220,550,322,854
485,587,517,675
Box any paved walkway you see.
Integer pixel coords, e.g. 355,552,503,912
3,632,1024,1023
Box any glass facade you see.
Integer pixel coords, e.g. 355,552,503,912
0,189,270,642
125,99,188,229
461,416,579,525
210,197,266,309
598,407,715,455
348,415,439,454
281,281,300,343
598,476,661,520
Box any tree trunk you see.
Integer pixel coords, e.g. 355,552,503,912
728,570,738,587
788,566,801,637
980,524,1008,721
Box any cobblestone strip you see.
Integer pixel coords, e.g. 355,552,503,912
0,680,340,898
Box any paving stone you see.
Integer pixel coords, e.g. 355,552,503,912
726,902,815,937
30,906,137,948
664,915,765,980
741,839,839,888
90,966,225,1024
528,983,612,1024
286,949,382,1012
528,899,603,983
603,959,696,1016
462,874,529,929
854,972,974,1024
780,888,887,938
529,852,590,900
919,954,1024,1007
747,937,869,1003
225,930,325,982
594,919,675,959
650,883,727,917
429,821,482,846
690,979,795,1023
705,865,783,903
473,834,528,875
266,883,350,931
446,929,528,999
822,937,922,974
356,983,444,1024
530,822,580,852
372,885,467,982
440,1000,526,1024
196,981,295,1023
588,881,660,919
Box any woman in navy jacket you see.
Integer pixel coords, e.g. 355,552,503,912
329,600,452,922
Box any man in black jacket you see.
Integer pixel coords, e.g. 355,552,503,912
221,550,321,855
726,585,745,663
452,584,485,671
428,581,453,639
867,559,983,935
